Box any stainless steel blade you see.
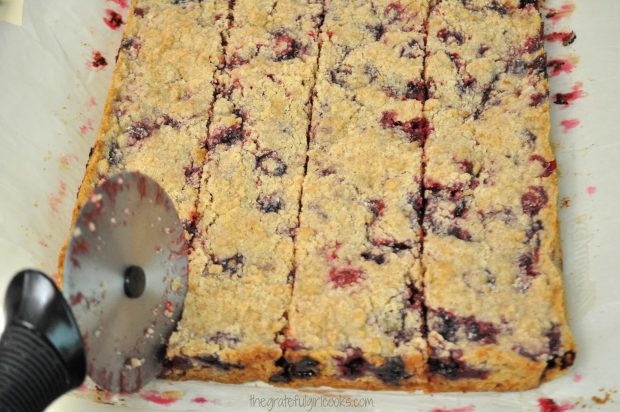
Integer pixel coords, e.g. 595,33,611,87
62,172,188,393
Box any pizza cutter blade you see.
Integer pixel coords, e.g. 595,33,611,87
62,172,188,393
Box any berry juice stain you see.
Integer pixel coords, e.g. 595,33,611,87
560,118,580,132
107,0,129,8
553,82,585,107
141,390,182,406
544,31,577,46
103,9,124,30
88,51,108,70
544,3,576,23
538,398,575,412
547,55,578,77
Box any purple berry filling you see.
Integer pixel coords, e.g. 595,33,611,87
372,357,411,386
270,357,320,383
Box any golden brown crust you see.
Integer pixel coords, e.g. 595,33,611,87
60,0,574,392
57,7,132,287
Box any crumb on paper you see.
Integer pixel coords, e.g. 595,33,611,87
171,277,182,292
592,393,610,405
592,388,617,405
560,196,571,208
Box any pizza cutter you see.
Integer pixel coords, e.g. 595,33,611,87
0,172,189,411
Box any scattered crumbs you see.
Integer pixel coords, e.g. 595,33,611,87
88,222,96,232
560,196,571,208
140,390,183,406
592,388,616,405
560,118,580,132
144,327,154,338
586,186,597,195
94,388,120,405
572,373,582,382
592,393,610,405
110,217,117,224
73,227,82,237
164,227,172,234
38,240,49,248
91,193,103,203
123,207,130,214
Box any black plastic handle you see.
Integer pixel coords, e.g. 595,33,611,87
0,323,73,412
0,270,86,412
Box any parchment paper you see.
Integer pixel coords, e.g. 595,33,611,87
1,0,618,411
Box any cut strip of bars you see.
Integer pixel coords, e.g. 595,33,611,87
59,0,229,279
422,0,575,391
280,0,430,390
166,0,325,383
